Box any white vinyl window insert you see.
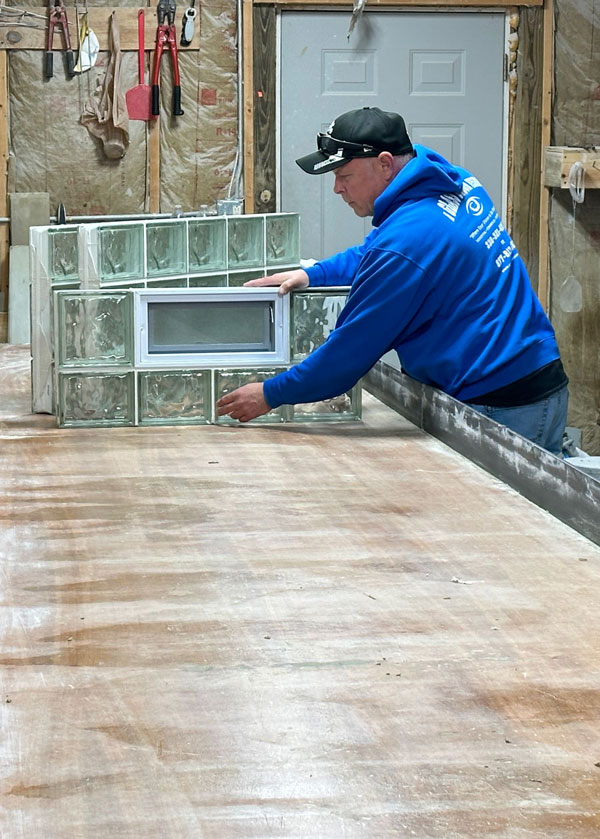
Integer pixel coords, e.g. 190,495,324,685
135,288,290,368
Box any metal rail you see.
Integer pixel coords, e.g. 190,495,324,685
365,361,600,548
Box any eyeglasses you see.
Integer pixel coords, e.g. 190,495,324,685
317,132,380,158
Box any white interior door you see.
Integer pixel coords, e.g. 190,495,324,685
279,10,507,262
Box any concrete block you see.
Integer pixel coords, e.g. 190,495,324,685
10,193,50,246
8,245,30,344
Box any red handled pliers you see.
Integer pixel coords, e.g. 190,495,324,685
151,0,184,117
45,0,75,79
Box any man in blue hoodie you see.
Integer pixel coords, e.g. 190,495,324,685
217,107,568,455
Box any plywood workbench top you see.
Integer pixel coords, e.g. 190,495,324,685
0,343,599,838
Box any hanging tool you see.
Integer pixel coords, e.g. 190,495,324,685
151,0,184,117
73,9,99,74
45,0,75,79
180,0,196,47
126,9,154,121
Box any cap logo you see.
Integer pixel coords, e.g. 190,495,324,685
313,152,344,171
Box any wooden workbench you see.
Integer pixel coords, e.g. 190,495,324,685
1,343,599,837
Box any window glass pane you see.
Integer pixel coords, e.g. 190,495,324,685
58,372,134,427
189,274,228,287
266,214,300,266
139,370,211,424
49,228,79,282
292,384,362,422
227,217,265,268
57,292,132,366
146,222,187,277
98,224,144,282
188,218,227,272
228,269,265,287
148,300,274,353
215,369,289,423
291,292,347,360
146,277,188,288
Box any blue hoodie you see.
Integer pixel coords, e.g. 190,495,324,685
263,145,560,409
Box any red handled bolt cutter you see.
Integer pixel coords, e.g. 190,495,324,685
151,0,184,117
45,0,75,79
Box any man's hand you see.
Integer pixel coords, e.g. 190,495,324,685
244,269,309,296
216,382,272,423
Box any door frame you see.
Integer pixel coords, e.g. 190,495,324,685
277,7,511,227
245,0,551,301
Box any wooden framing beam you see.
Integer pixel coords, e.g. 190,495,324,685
0,7,201,51
260,0,541,6
544,146,600,189
148,118,161,214
537,0,553,312
243,0,255,213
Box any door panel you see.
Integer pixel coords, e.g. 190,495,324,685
280,11,506,262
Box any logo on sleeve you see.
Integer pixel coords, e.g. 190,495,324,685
465,196,484,216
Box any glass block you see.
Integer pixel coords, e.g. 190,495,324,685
98,224,144,283
266,214,300,267
292,384,362,422
146,277,188,288
291,291,348,360
215,368,289,424
147,221,187,277
101,279,146,290
49,228,79,282
189,273,228,287
227,216,265,269
188,218,227,272
57,292,132,367
138,370,211,425
227,269,265,287
51,280,80,290
57,371,134,427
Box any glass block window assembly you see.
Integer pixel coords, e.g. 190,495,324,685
31,213,362,427
31,213,300,415
53,286,360,428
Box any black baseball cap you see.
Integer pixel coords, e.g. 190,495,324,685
296,107,414,175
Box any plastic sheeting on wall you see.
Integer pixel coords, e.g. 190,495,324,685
7,0,238,215
549,190,600,455
159,0,239,212
8,49,147,215
550,0,600,454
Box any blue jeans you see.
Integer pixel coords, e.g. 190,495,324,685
465,385,569,456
